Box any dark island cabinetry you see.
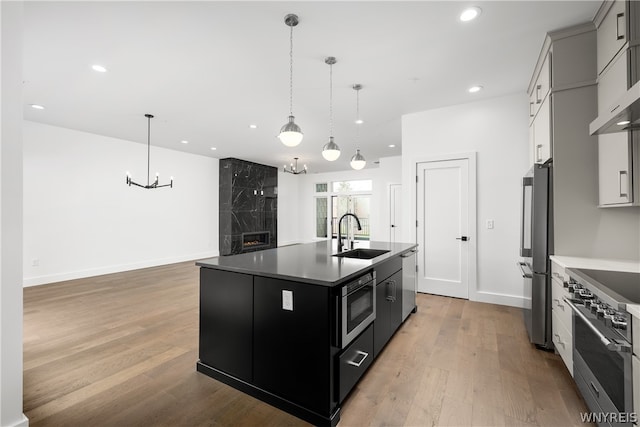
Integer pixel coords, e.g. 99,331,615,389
253,276,337,416
374,258,403,358
196,241,417,427
199,268,253,382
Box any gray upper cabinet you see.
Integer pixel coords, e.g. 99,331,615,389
597,0,627,75
594,0,640,207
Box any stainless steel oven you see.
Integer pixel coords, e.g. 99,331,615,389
564,268,638,426
338,271,376,349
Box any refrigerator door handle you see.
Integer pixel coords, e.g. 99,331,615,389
517,261,533,279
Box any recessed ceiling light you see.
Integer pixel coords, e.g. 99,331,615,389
617,120,631,126
389,144,396,148
91,64,107,73
460,7,482,22
249,124,258,129
468,85,483,93
30,104,45,110
210,147,217,151
180,140,189,144
355,119,364,125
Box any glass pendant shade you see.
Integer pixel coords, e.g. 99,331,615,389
278,115,303,147
350,149,366,170
322,137,341,161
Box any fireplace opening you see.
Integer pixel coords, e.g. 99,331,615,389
242,231,271,251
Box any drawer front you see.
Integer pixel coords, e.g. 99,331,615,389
551,278,572,330
338,324,373,402
375,257,401,283
633,316,639,356
634,354,639,421
551,261,566,283
552,310,573,376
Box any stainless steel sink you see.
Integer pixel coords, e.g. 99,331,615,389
333,248,390,259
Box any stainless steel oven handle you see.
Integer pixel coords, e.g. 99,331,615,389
563,297,632,353
347,350,369,367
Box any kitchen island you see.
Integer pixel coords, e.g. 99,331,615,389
196,240,417,426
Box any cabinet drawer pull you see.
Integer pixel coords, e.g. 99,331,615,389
590,381,600,398
536,144,542,162
347,350,369,367
554,334,565,348
619,170,628,198
616,12,625,41
536,84,542,104
529,101,534,117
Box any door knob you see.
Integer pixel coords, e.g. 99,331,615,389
391,224,396,228
456,236,468,241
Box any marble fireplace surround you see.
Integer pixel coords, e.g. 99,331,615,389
219,158,278,256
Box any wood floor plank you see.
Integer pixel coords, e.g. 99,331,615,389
23,262,593,426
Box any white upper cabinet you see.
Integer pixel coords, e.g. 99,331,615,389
597,0,627,75
594,0,640,207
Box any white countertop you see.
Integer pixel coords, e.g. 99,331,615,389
550,255,640,273
550,255,640,319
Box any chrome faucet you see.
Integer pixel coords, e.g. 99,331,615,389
337,213,362,253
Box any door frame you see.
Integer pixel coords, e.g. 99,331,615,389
412,152,478,300
389,183,401,243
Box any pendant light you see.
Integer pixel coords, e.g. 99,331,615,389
322,57,341,161
283,157,307,175
350,84,366,170
278,14,303,147
125,114,173,189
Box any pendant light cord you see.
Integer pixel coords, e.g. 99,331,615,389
329,62,333,137
356,89,360,142
147,115,151,187
289,23,294,116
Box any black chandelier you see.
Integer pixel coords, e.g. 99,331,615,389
126,114,173,189
283,157,307,175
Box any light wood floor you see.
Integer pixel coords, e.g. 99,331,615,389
24,261,591,426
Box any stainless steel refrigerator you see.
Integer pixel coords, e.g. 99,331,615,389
518,163,553,349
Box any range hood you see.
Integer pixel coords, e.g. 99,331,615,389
590,79,640,135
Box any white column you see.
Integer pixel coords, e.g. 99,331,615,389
1,1,28,426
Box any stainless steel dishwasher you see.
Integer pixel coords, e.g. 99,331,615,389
401,249,418,321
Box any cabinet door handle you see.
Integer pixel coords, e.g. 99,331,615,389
347,350,369,367
536,144,543,162
554,334,565,348
619,170,629,198
529,101,535,117
616,12,625,41
536,84,542,103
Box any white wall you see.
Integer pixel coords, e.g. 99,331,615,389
23,121,218,286
296,156,402,244
1,1,28,425
277,170,301,246
401,93,530,308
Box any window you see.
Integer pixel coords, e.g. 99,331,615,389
332,180,372,193
314,179,372,241
315,197,328,238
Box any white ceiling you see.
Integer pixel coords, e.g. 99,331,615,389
23,1,600,173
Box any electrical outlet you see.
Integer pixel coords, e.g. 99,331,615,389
32,258,40,267
282,290,293,311
486,220,494,229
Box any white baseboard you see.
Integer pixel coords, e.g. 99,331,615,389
6,414,29,427
471,291,527,308
277,239,303,247
23,251,219,287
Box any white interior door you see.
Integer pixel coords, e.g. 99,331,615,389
389,184,401,244
417,159,470,299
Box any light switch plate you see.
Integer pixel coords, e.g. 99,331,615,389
486,220,494,229
282,290,293,311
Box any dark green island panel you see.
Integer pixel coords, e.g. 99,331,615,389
196,240,417,427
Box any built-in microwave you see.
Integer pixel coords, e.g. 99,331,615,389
337,271,376,349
